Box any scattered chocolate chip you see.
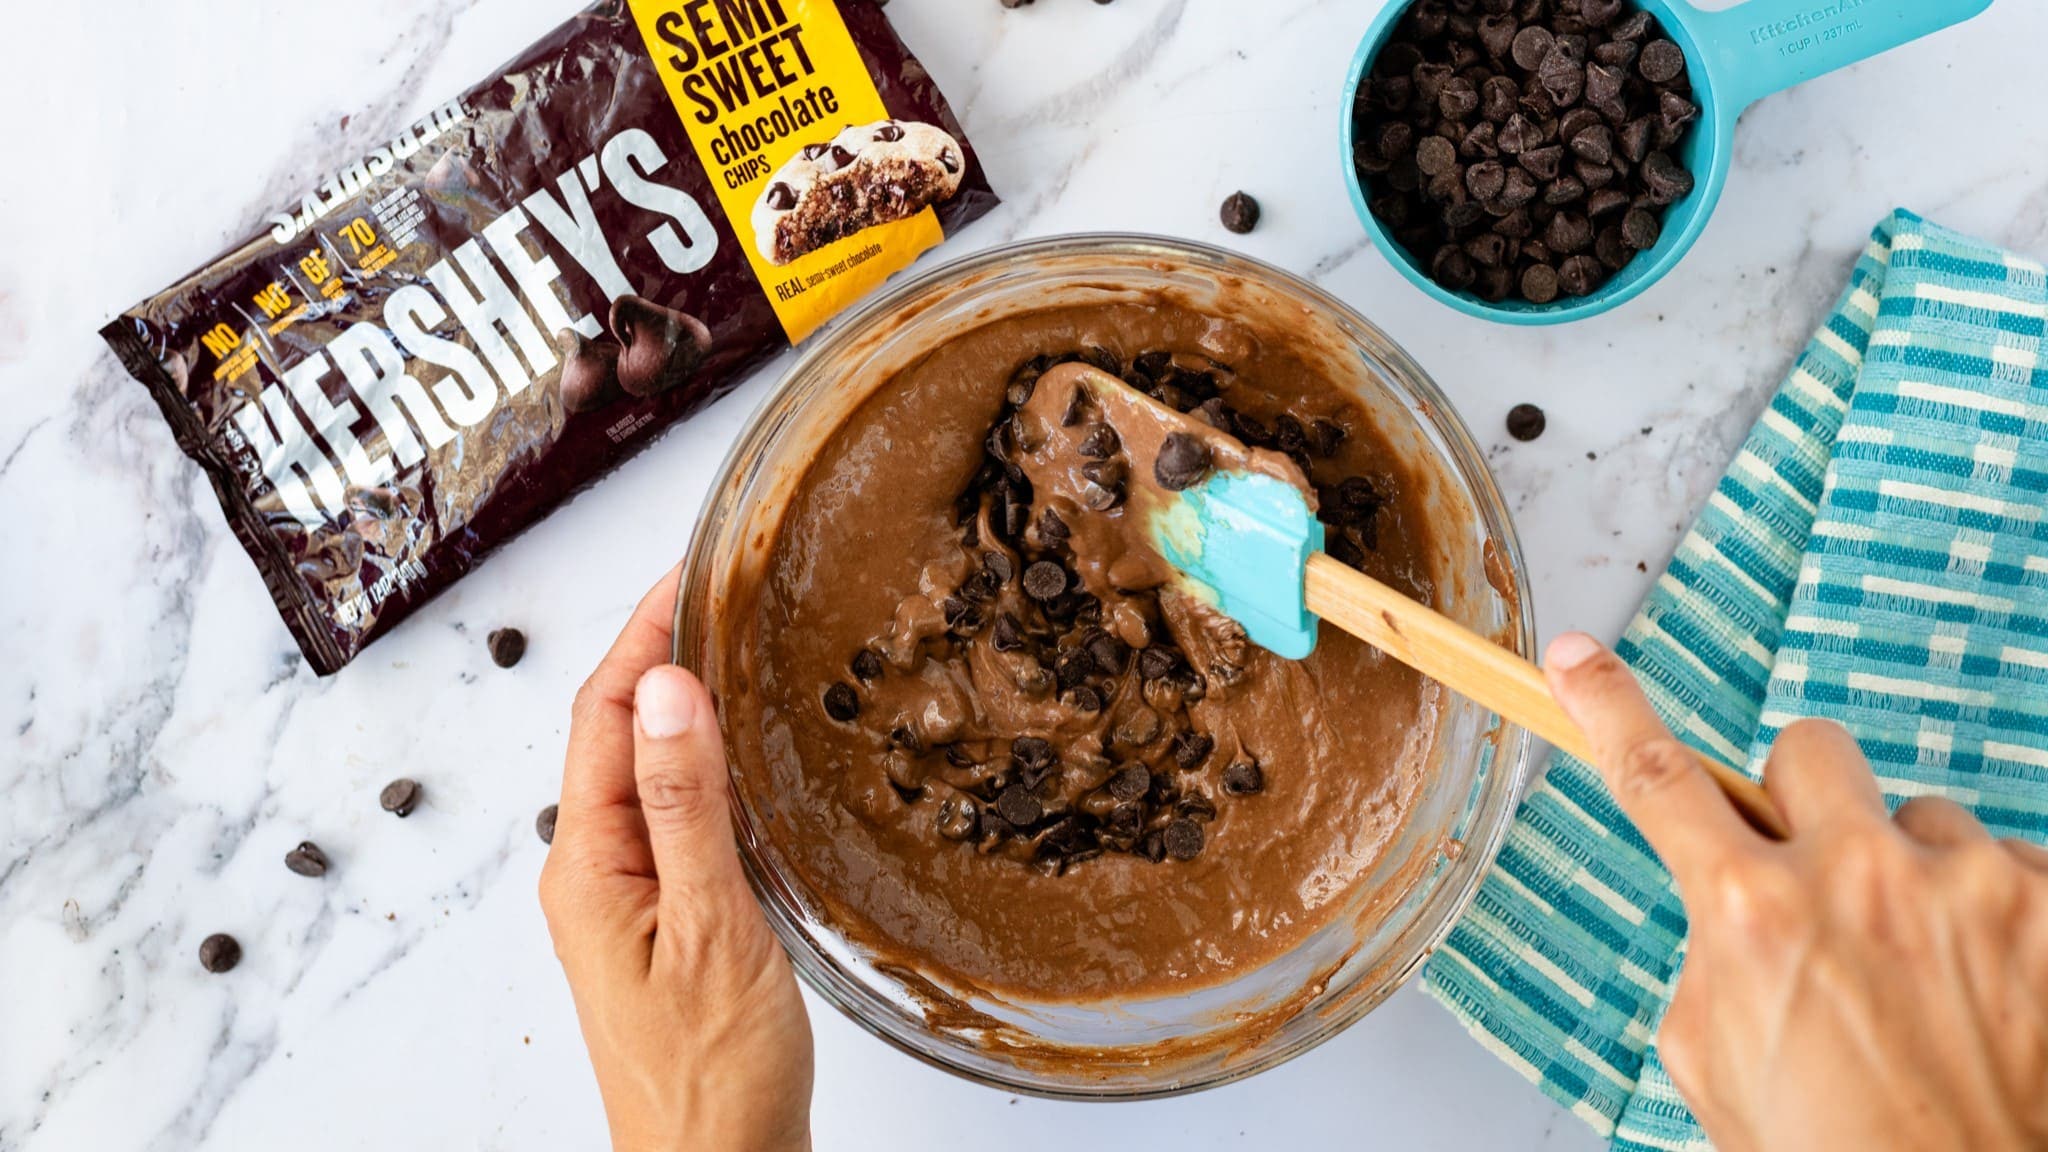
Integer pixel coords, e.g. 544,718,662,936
199,933,242,974
284,841,330,877
1222,761,1265,796
1507,403,1547,441
536,805,558,845
380,778,422,818
1220,191,1261,234
1163,819,1205,861
486,627,527,668
1154,432,1211,491
1023,561,1069,602
823,682,860,722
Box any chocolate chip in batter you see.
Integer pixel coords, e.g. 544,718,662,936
937,796,980,841
487,627,526,668
823,682,860,722
380,778,422,818
1173,731,1216,770
850,648,884,683
1154,432,1212,491
1222,760,1265,796
199,933,242,974
284,841,330,877
1136,831,1168,862
1220,191,1261,234
1066,686,1105,714
1085,630,1129,674
1138,646,1180,681
1036,507,1070,546
992,612,1026,653
1023,561,1069,602
996,784,1044,828
1163,818,1205,861
1109,764,1153,802
1077,424,1120,459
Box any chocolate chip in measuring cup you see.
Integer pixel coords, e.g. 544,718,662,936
1637,38,1685,83
1154,433,1212,491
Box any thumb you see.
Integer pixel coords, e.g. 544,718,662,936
633,664,747,903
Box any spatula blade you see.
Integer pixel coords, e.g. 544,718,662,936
1151,471,1326,659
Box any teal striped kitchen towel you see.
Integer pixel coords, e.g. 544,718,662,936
1422,209,2048,1150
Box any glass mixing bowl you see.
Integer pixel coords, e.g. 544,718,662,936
674,235,1534,1099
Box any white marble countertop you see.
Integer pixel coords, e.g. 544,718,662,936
3,0,2043,1148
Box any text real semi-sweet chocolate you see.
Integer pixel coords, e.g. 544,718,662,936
100,0,997,675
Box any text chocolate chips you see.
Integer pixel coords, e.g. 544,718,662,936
101,0,996,674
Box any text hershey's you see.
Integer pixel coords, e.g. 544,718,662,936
236,127,720,526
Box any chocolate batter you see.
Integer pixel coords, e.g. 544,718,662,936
722,299,1443,1002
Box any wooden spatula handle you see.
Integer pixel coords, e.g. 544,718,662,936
1304,553,1789,840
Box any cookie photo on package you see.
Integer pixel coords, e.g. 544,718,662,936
100,0,998,675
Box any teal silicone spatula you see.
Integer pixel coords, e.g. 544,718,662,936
1041,364,1788,838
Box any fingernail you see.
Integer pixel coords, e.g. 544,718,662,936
1546,632,1604,672
636,666,699,738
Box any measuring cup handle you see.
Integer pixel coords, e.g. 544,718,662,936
1696,0,1993,113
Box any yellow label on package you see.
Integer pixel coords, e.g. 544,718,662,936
626,0,950,343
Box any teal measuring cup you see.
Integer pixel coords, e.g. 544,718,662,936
1341,0,1994,325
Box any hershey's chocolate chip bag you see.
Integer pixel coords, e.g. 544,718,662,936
101,0,997,674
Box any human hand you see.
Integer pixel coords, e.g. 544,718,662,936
540,565,813,1152
1545,632,2048,1152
